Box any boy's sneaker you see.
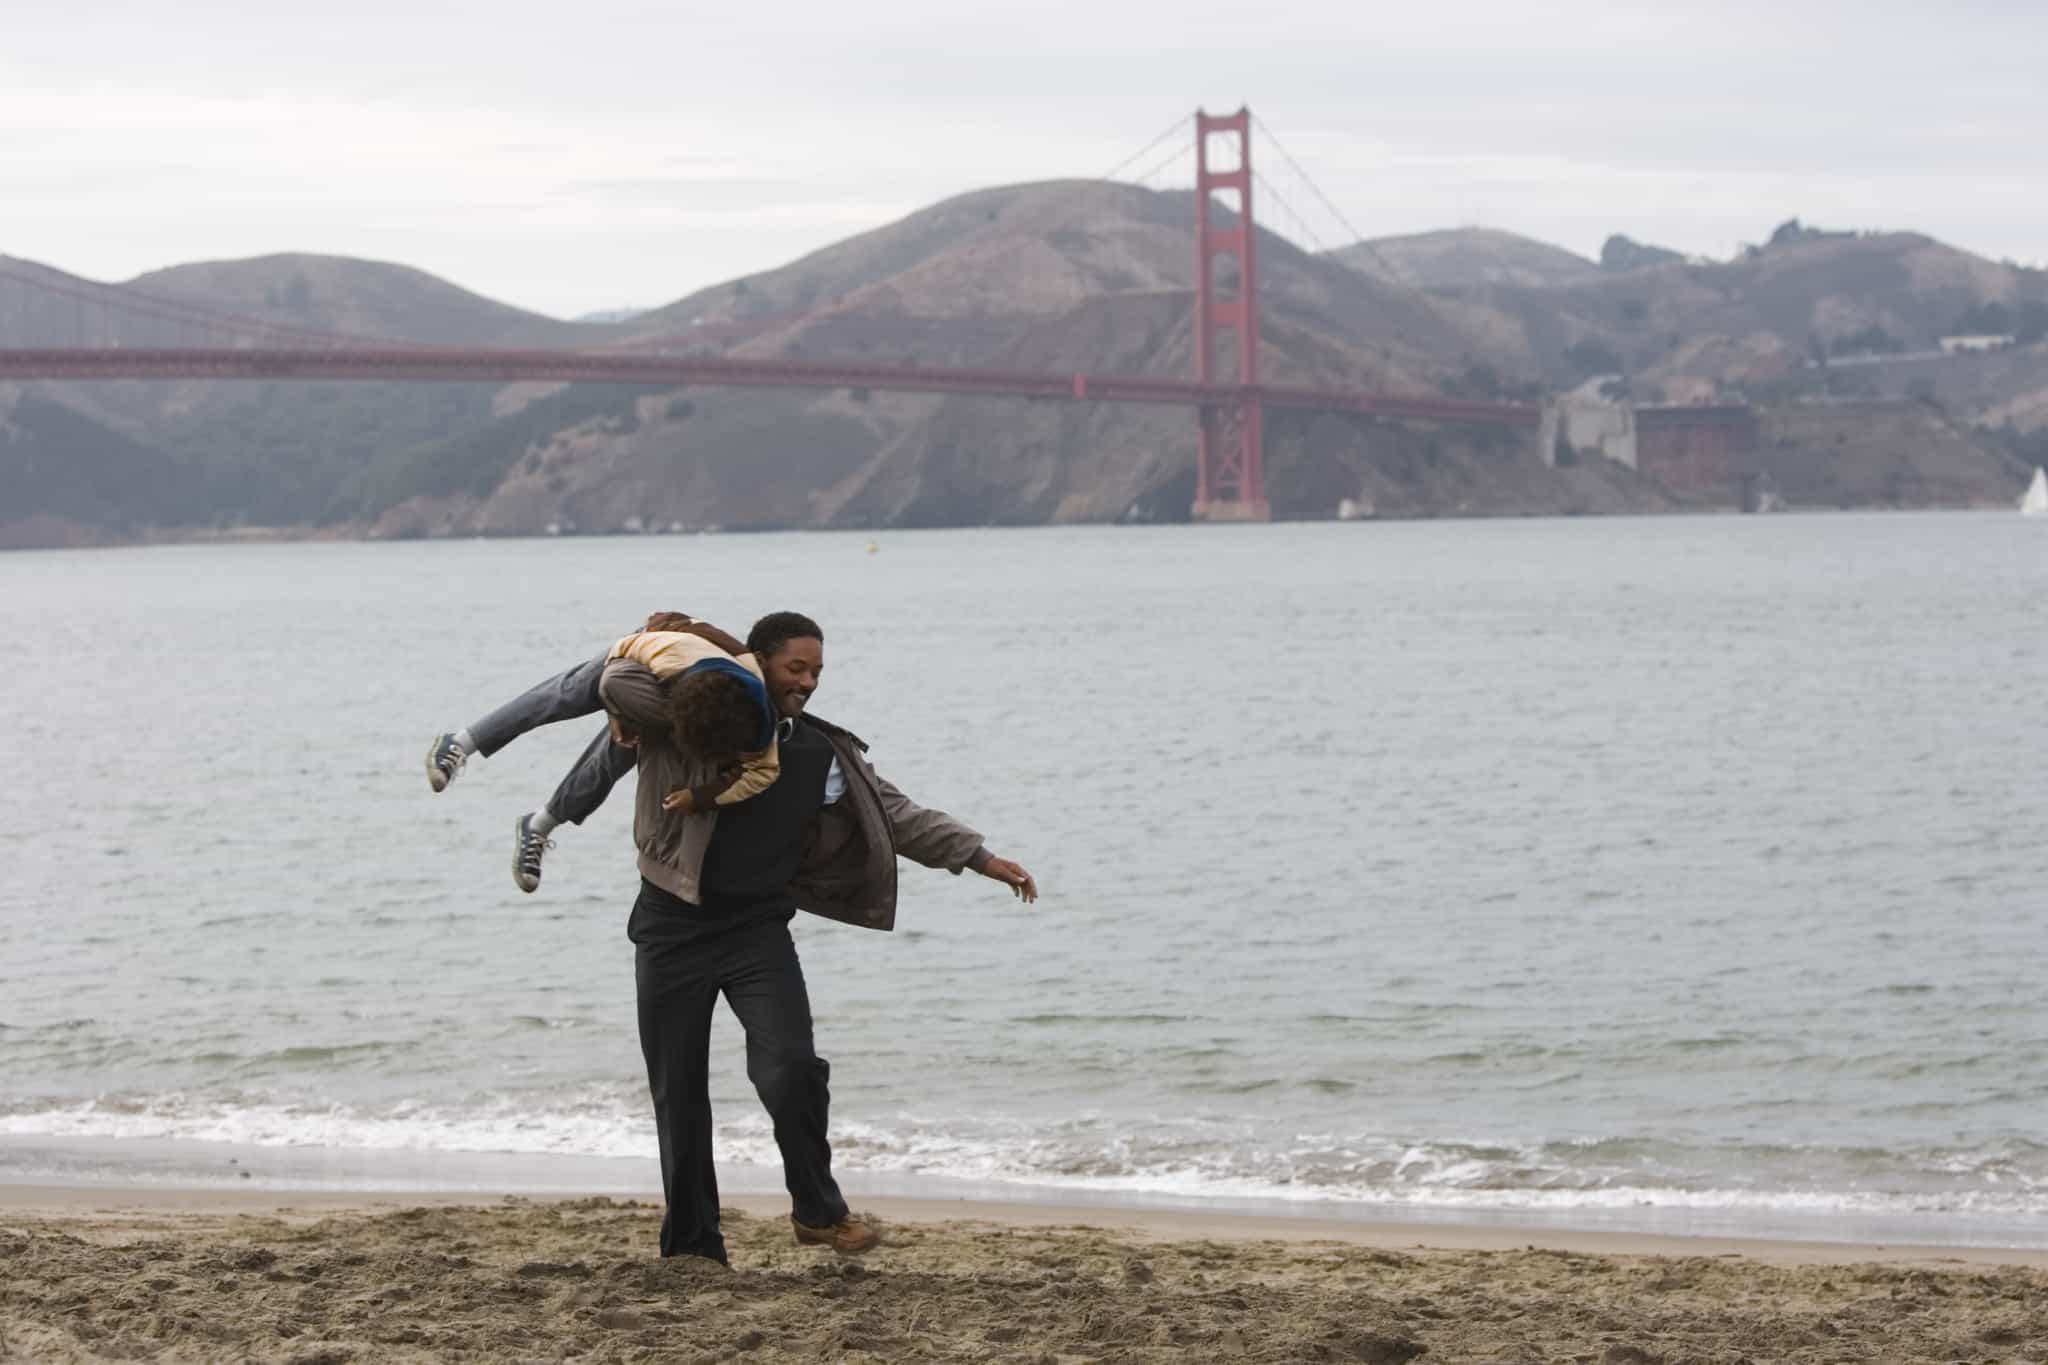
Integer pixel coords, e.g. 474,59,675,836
513,814,554,893
425,733,467,792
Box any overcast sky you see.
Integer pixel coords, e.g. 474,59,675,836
7,0,2044,318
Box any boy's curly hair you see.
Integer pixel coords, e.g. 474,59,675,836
668,669,763,760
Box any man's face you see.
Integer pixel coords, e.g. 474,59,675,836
761,636,824,718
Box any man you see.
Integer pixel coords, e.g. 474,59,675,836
602,610,1037,1264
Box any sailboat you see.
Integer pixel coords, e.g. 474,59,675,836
2024,466,2048,518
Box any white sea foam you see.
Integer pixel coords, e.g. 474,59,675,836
0,1094,652,1161
5,1096,2044,1224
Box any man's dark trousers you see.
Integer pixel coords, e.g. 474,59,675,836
628,888,851,1263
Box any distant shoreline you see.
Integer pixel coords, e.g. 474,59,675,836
1,501,2031,554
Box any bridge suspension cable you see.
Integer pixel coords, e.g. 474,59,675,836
1123,136,1194,196
1249,116,1406,280
1095,113,1195,186
1248,167,1333,257
1253,119,1371,248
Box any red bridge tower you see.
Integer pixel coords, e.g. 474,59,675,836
1191,107,1269,522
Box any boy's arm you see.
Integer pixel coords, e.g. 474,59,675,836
665,740,780,813
710,741,779,806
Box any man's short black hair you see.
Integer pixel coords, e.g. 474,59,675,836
747,611,824,658
670,670,764,759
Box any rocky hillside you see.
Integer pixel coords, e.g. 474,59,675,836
6,204,2045,549
128,253,582,346
1393,228,2048,408
1756,400,2032,508
0,252,607,534
365,184,1647,538
0,393,185,549
5,185,1544,545
1333,224,2047,508
1331,229,1600,291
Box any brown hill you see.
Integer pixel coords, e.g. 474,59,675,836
1330,229,1601,291
1355,226,2048,506
13,199,2048,548
125,253,584,345
628,182,1470,380
1757,400,2033,508
368,181,1539,538
1392,231,2048,399
0,252,590,351
0,389,188,547
0,253,607,531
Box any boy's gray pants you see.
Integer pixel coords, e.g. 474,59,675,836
467,652,638,825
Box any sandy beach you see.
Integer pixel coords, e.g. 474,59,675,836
4,1188,2044,1363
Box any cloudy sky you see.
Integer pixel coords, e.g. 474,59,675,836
7,0,2044,318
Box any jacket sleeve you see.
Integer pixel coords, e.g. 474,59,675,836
598,658,669,734
872,768,991,874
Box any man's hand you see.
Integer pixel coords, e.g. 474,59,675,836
608,714,640,749
978,855,1038,904
661,788,696,814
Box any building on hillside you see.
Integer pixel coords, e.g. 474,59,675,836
1634,405,1760,500
1939,334,2014,354
1538,377,1637,470
1538,384,1762,506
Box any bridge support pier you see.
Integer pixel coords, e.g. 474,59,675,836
1192,395,1269,521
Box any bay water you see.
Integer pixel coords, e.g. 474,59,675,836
3,515,2044,1246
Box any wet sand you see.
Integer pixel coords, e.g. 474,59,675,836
4,1188,2044,1363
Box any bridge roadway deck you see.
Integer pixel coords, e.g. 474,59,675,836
0,347,1540,428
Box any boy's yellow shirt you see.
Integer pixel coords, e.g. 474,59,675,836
608,631,778,806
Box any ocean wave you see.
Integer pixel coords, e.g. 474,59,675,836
3,1095,2044,1223
0,1092,651,1161
1011,1013,1194,1027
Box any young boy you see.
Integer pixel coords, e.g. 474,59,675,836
426,612,778,892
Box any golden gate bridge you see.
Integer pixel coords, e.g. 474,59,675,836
1,109,1550,522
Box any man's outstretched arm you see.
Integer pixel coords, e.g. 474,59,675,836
873,772,1038,903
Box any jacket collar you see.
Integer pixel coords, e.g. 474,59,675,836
793,712,868,752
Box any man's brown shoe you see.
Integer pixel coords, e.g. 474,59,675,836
792,1214,881,1254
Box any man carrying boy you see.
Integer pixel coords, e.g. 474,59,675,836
603,610,1037,1263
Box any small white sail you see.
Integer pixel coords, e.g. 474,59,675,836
2024,466,2048,517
